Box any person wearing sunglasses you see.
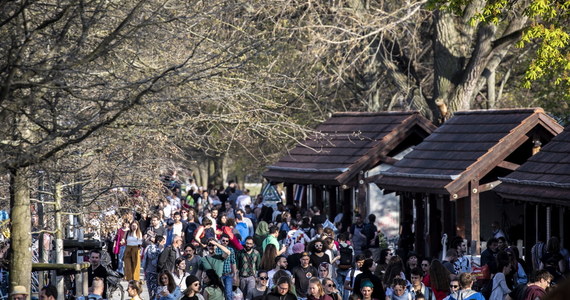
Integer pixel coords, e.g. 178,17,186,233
452,273,485,300
310,240,331,269
246,270,270,300
180,275,204,300
443,279,460,300
322,278,341,300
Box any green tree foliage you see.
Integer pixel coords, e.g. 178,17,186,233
429,0,570,100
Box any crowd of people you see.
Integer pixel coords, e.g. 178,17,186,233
73,178,568,300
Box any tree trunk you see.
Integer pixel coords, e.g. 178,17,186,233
207,155,224,189
433,10,467,113
9,168,32,297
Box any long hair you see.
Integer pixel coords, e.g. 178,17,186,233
429,260,450,292
379,248,392,266
129,221,142,239
309,277,325,297
158,270,177,293
205,269,225,296
272,275,294,294
260,243,278,271
382,255,405,287
174,257,186,276
128,280,143,296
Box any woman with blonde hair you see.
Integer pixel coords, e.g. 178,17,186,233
122,221,143,281
127,280,143,300
322,278,341,300
308,277,333,300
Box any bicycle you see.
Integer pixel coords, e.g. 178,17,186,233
105,268,124,300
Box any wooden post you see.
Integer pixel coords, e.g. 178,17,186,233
55,183,65,300
285,183,294,206
83,268,89,296
469,180,480,255
456,197,466,238
414,194,426,258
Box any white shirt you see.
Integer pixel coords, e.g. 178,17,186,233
173,222,183,237
236,194,252,211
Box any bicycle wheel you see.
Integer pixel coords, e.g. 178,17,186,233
108,284,124,300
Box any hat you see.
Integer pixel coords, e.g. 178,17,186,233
292,243,305,254
11,286,28,296
185,275,200,288
360,280,374,288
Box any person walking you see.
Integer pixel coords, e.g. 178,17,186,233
237,236,262,299
172,257,191,291
246,270,269,300
452,273,484,300
114,220,130,274
123,221,143,281
264,276,297,300
203,269,225,300
308,277,333,300
180,275,204,300
155,270,182,300
293,252,319,300
217,234,238,300
143,235,166,299
158,235,183,273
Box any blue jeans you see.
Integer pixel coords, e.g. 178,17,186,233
117,245,126,274
221,274,233,300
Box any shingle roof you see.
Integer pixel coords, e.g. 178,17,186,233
263,111,436,186
376,108,563,197
495,125,570,206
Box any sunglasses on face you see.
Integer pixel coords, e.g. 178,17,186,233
450,285,459,288
259,277,269,280
327,284,335,287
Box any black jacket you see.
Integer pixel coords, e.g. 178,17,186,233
158,245,179,273
263,291,297,300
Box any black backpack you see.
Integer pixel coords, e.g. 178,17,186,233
338,243,353,269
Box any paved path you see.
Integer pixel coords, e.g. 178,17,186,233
111,271,150,300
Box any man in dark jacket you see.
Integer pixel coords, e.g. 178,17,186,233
158,235,182,273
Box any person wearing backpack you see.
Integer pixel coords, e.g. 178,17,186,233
409,267,436,300
336,233,353,294
343,254,366,300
